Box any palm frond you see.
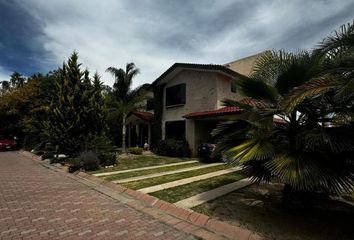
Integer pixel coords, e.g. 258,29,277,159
315,20,354,54
281,75,341,113
250,50,293,85
274,50,318,95
236,77,278,102
265,154,322,191
226,138,274,164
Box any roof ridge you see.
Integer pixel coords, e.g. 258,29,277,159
152,63,244,86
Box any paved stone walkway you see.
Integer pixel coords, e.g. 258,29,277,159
93,160,198,177
113,163,224,183
0,151,197,240
139,167,241,193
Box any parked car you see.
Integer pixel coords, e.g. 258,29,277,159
0,135,18,151
198,143,222,162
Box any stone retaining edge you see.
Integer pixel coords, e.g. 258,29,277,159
19,150,263,240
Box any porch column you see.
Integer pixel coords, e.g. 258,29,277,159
135,124,139,147
186,119,197,157
148,123,151,145
161,120,165,140
128,124,131,148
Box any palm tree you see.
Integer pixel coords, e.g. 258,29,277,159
283,20,354,123
106,63,148,152
214,48,354,202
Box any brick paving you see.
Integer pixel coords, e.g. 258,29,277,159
0,151,198,240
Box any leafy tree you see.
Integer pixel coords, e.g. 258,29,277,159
106,63,149,152
0,72,26,96
0,80,11,95
10,72,26,88
0,72,48,141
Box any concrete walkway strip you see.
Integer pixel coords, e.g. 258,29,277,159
112,163,224,183
175,178,253,209
93,160,198,177
138,167,242,193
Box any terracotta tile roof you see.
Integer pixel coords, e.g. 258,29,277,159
183,106,244,119
184,98,270,119
132,111,154,122
240,97,269,108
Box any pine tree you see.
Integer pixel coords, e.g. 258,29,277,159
44,52,106,155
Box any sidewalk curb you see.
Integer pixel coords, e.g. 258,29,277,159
19,150,263,240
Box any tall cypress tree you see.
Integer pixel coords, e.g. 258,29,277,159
43,52,106,155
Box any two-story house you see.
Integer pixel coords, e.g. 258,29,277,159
126,51,267,155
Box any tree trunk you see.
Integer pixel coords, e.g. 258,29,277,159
122,112,127,152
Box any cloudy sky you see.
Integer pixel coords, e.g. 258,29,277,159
0,0,353,87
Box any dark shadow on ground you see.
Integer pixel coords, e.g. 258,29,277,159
193,183,354,240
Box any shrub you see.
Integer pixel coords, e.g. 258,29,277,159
86,135,118,167
49,157,63,164
87,135,117,153
155,139,190,157
66,158,81,173
41,151,55,160
128,147,143,155
98,152,117,167
69,151,100,171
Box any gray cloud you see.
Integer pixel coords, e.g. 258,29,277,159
1,0,353,86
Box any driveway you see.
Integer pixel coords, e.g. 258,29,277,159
0,151,197,239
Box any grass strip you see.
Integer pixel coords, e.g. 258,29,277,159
123,164,230,190
104,162,203,181
150,171,246,203
90,155,192,174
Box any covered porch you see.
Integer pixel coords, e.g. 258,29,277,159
126,111,153,148
184,106,244,156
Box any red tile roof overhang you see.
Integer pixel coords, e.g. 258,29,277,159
183,105,287,126
131,111,154,122
183,98,268,119
183,106,244,119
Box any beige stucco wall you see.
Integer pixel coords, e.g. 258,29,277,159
161,70,218,123
225,51,269,76
216,74,242,108
160,69,242,156
161,70,219,154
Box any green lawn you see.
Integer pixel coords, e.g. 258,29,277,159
122,164,230,189
150,171,246,203
104,162,203,181
90,155,194,174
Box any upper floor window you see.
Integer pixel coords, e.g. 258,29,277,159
166,83,186,107
146,98,154,111
231,81,237,93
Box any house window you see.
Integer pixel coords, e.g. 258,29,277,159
165,83,186,107
165,121,185,140
231,81,237,93
146,98,154,111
